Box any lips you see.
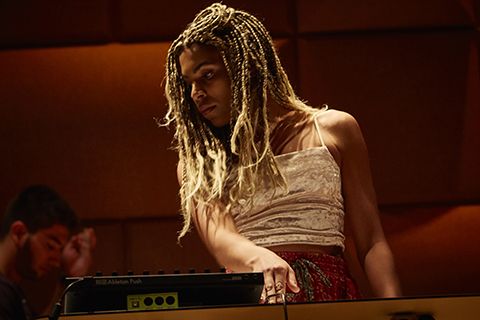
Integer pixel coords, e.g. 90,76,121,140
199,105,215,117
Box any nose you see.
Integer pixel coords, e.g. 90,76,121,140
49,250,62,267
190,82,205,101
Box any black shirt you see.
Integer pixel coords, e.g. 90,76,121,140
0,272,36,320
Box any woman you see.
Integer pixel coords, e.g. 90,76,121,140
163,3,401,303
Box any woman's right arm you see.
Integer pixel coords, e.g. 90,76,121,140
176,162,299,303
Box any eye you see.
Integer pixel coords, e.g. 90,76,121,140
203,71,213,79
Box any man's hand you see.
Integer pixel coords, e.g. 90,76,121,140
62,228,97,277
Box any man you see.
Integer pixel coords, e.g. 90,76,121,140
0,185,96,320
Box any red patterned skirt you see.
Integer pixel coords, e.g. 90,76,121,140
277,252,363,302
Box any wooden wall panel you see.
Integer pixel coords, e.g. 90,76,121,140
0,0,113,48
0,0,295,49
297,0,475,33
88,221,125,275
123,218,218,275
382,205,480,296
344,205,480,298
458,32,480,198
0,42,178,220
297,30,480,205
275,38,299,91
117,0,295,42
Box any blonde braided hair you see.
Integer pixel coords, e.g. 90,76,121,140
163,3,319,239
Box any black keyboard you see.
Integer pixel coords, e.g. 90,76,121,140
64,271,264,314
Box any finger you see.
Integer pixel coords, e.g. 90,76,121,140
77,228,96,251
87,228,97,249
273,274,286,304
275,281,284,292
263,271,277,304
265,270,287,304
260,287,267,304
68,234,79,243
286,266,300,293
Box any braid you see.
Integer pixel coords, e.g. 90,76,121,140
162,3,320,239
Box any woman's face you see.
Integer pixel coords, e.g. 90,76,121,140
179,44,232,127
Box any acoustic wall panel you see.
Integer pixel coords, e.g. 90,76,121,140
381,204,480,296
0,42,177,220
297,30,480,205
123,218,218,275
296,0,476,34
117,0,295,42
0,0,113,48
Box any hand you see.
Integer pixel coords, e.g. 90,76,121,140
256,249,299,304
62,228,97,277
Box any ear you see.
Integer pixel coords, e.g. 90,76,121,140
10,221,29,248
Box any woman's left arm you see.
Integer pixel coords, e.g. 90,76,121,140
333,111,402,298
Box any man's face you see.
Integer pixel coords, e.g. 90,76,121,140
16,223,69,280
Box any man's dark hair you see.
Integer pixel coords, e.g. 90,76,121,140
0,185,79,240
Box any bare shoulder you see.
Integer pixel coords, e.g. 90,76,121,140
315,109,362,141
316,108,357,126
